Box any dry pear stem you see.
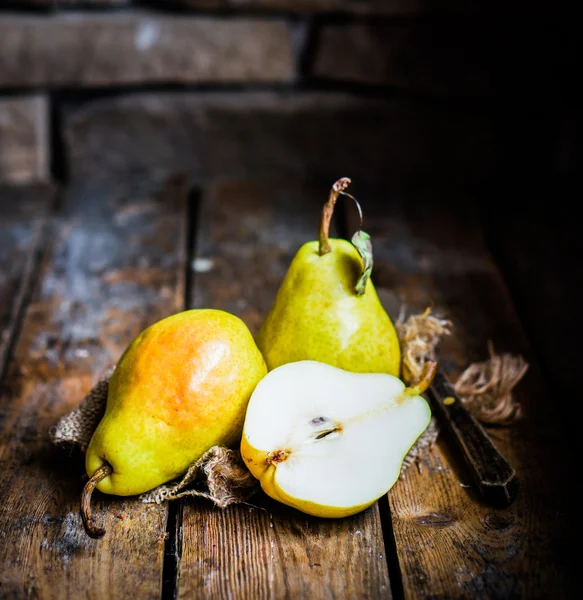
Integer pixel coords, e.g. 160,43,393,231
404,360,438,397
81,463,112,539
319,177,351,255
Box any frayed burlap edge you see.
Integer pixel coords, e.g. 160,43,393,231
395,308,452,475
50,365,115,453
139,446,257,506
400,417,439,474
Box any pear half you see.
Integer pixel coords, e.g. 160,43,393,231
241,360,432,518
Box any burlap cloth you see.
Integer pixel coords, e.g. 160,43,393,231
50,309,528,508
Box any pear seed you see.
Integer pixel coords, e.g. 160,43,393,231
315,425,342,440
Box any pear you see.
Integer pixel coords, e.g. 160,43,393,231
81,309,267,537
256,178,400,376
241,360,435,518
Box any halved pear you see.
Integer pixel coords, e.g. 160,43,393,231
241,360,433,518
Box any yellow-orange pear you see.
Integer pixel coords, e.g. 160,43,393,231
82,309,266,537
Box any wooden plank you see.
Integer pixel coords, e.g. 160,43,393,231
0,15,293,87
0,97,49,185
0,184,53,377
178,182,391,599
344,189,575,597
64,92,496,192
0,176,188,598
312,21,500,96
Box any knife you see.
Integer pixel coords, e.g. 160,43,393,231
428,368,520,508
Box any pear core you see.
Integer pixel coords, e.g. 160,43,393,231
241,361,432,518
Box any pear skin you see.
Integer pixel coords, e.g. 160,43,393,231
85,309,267,497
256,238,401,375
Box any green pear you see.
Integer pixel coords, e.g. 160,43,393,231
256,178,401,376
81,309,267,537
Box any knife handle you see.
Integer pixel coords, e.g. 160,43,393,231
428,369,520,508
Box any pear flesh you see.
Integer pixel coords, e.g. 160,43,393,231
241,361,432,518
256,239,401,376
86,309,267,496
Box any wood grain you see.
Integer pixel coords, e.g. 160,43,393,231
0,185,54,378
344,188,574,598
0,177,188,598
178,181,391,599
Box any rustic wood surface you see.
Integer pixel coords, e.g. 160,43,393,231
179,182,391,599
0,185,53,378
0,178,575,599
344,188,575,598
0,177,187,598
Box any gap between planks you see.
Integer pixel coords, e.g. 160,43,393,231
0,185,56,382
161,188,201,600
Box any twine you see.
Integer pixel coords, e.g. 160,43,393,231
454,341,528,426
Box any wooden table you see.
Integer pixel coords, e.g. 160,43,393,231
0,177,576,599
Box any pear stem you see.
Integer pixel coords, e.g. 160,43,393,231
318,177,351,256
81,463,112,539
403,360,438,397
